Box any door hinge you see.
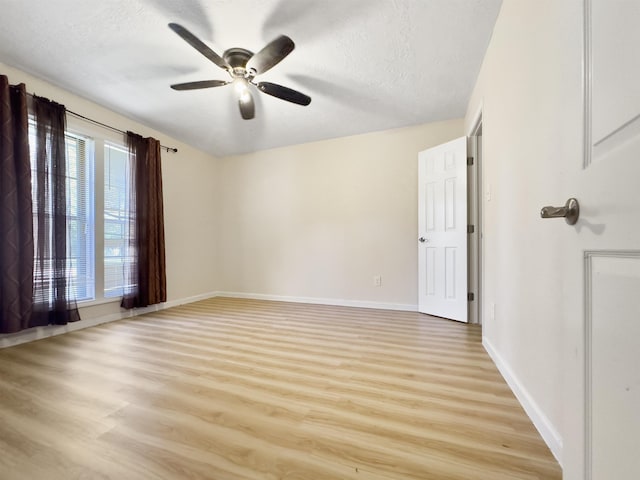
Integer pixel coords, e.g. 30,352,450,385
468,292,475,302
467,225,475,234
467,156,474,166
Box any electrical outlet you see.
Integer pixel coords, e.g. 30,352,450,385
373,275,382,287
490,302,496,322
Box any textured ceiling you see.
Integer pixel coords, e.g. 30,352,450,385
0,0,501,157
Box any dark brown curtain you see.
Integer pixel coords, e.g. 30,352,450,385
121,132,166,309
0,77,34,334
30,95,80,326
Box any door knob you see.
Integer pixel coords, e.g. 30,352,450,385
419,237,428,243
540,198,579,225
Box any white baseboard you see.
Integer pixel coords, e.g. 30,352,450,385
162,291,219,309
216,291,417,312
483,337,563,465
0,291,218,349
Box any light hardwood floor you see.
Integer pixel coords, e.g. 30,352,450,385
0,297,561,479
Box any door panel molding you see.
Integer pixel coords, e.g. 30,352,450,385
584,250,640,479
583,0,592,169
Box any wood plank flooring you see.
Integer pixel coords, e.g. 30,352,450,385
0,297,562,479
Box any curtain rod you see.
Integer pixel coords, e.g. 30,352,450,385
27,92,178,153
66,110,178,153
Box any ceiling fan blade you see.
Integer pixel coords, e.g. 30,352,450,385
168,23,229,70
171,80,229,90
256,82,311,106
246,35,295,75
239,90,255,120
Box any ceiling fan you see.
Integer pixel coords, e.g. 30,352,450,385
168,23,311,120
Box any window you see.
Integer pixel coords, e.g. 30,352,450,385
29,119,132,304
104,143,132,298
29,129,95,302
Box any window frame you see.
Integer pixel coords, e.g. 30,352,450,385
28,119,96,303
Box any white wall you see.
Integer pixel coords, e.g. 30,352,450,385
465,0,583,466
217,120,463,310
0,63,221,346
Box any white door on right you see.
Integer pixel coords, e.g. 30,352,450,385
417,137,468,322
577,1,640,478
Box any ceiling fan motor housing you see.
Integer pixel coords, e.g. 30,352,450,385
223,48,253,77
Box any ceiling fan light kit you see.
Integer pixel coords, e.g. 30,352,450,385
168,23,311,120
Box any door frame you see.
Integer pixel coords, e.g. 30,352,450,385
467,107,484,325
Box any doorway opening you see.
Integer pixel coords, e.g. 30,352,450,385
468,115,483,324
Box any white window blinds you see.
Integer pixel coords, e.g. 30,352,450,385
104,143,131,298
65,134,95,301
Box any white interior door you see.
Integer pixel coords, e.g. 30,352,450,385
418,137,467,322
570,1,640,478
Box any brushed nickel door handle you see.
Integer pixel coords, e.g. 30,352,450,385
540,198,579,225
